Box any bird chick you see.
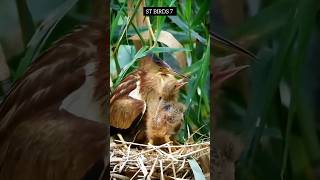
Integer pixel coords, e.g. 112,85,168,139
160,76,188,101
146,99,186,145
144,74,188,145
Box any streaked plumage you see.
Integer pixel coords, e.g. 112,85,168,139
110,54,187,143
146,99,186,145
110,70,146,129
0,22,107,180
212,130,243,180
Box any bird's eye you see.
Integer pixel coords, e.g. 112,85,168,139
163,104,171,111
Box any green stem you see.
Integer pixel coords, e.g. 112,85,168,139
15,0,36,46
113,0,143,75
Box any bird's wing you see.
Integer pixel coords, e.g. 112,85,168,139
0,23,107,179
110,71,146,129
0,23,106,126
110,97,145,129
0,109,106,180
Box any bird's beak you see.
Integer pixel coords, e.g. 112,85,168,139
175,78,188,90
211,32,257,59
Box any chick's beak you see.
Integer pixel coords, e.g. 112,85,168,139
175,78,188,90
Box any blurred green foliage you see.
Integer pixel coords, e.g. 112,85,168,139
0,0,103,82
0,0,99,100
214,0,320,179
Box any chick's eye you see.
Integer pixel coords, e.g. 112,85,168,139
163,104,171,111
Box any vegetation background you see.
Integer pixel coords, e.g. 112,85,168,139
0,0,103,90
110,0,210,143
213,0,320,179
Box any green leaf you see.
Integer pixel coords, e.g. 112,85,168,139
188,159,206,180
14,0,79,80
15,0,35,46
232,0,294,40
149,47,189,53
114,46,149,88
168,16,207,44
110,5,123,41
191,1,209,28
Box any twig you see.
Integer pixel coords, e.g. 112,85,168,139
129,169,141,180
160,159,164,180
110,138,210,179
110,173,130,180
147,155,159,180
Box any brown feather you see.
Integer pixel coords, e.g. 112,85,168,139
0,110,106,180
110,70,147,129
146,100,185,145
110,97,145,129
0,22,107,179
110,71,141,104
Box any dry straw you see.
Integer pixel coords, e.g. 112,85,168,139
110,134,210,180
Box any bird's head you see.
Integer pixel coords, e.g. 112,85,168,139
160,76,188,100
140,53,187,79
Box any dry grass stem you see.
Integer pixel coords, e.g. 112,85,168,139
110,135,210,179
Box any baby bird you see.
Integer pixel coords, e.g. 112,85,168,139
161,76,188,101
146,99,186,145
145,74,188,145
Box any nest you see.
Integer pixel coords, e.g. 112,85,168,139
110,135,210,180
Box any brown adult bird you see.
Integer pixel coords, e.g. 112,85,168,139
110,54,187,143
0,22,107,180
